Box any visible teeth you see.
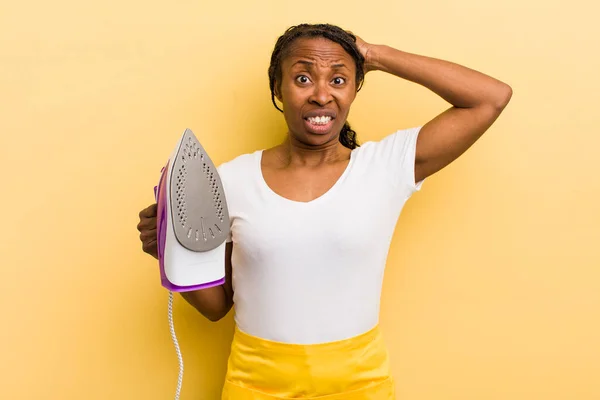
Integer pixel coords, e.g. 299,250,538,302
308,116,331,125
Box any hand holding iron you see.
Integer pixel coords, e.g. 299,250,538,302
137,203,158,259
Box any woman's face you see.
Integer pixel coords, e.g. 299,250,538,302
275,37,357,147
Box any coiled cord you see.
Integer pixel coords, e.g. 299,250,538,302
168,291,184,400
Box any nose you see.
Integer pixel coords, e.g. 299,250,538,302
308,80,333,106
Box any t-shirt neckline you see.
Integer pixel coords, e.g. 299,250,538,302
255,148,356,206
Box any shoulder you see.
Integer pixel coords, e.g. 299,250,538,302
351,126,421,166
358,127,421,154
352,126,424,194
217,150,259,178
215,150,263,210
215,150,264,197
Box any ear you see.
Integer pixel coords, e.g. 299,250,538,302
273,80,283,102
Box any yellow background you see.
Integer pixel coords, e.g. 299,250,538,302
1,0,598,398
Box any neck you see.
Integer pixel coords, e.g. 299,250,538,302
278,134,349,167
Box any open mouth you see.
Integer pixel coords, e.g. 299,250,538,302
304,115,335,134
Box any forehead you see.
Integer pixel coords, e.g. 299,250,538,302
281,37,355,70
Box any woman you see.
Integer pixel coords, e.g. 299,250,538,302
137,23,512,399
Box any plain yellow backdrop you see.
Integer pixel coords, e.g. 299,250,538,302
1,0,598,398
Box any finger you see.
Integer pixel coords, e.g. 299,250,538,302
137,218,157,231
139,229,157,241
142,241,158,256
139,203,158,219
345,30,362,43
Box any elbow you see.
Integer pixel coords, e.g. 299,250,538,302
493,83,513,111
199,310,224,322
180,287,233,322
206,314,224,322
202,303,233,322
205,309,227,322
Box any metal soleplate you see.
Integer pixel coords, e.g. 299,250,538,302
169,129,230,252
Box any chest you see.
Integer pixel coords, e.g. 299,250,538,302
230,175,402,264
261,162,350,203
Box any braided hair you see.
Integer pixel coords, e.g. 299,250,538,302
268,24,365,149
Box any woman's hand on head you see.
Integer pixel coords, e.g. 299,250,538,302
349,32,377,73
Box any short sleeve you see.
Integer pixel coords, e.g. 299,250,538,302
361,126,424,197
216,163,233,243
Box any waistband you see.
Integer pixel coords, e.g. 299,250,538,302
223,324,393,398
231,324,383,354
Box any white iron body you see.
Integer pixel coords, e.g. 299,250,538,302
154,129,229,292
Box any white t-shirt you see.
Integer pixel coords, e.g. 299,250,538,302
217,127,424,344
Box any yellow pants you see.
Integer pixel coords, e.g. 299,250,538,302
221,325,395,399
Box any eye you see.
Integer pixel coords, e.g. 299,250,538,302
332,77,346,85
296,75,311,84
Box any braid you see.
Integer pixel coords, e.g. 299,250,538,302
268,24,365,149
